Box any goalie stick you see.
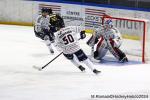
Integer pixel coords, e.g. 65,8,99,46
33,52,63,71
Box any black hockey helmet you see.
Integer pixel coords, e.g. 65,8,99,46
50,14,65,30
41,7,49,13
47,8,53,14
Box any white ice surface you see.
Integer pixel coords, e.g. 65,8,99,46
0,25,150,100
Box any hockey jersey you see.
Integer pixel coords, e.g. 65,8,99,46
34,15,50,33
54,26,84,54
95,26,122,40
87,26,122,47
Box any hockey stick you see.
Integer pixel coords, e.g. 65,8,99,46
33,52,63,71
33,35,82,71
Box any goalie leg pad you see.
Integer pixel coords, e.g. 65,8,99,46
113,47,128,62
108,38,128,62
95,37,108,59
94,50,99,58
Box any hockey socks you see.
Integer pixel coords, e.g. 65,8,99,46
44,39,54,54
83,59,101,74
71,56,86,72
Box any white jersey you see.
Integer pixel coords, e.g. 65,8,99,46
87,26,122,47
54,26,84,54
95,26,122,40
34,15,50,33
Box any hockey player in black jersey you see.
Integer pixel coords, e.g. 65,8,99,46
47,8,65,36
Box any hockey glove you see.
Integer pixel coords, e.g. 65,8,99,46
80,31,86,39
42,28,49,34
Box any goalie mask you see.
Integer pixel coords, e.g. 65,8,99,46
104,19,113,28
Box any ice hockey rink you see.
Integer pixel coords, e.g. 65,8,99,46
0,24,150,100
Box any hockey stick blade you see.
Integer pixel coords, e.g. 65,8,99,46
33,65,43,71
32,52,63,71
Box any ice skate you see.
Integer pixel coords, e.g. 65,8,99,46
93,69,101,75
119,57,128,63
50,48,54,54
78,65,85,72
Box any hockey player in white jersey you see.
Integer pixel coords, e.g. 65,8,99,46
34,8,54,54
53,20,101,74
87,19,128,63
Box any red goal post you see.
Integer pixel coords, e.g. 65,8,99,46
102,15,150,63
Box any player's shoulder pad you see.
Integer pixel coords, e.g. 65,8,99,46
35,15,43,23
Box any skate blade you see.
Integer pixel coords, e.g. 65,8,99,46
32,65,42,71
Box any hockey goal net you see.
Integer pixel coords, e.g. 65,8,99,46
102,16,150,63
